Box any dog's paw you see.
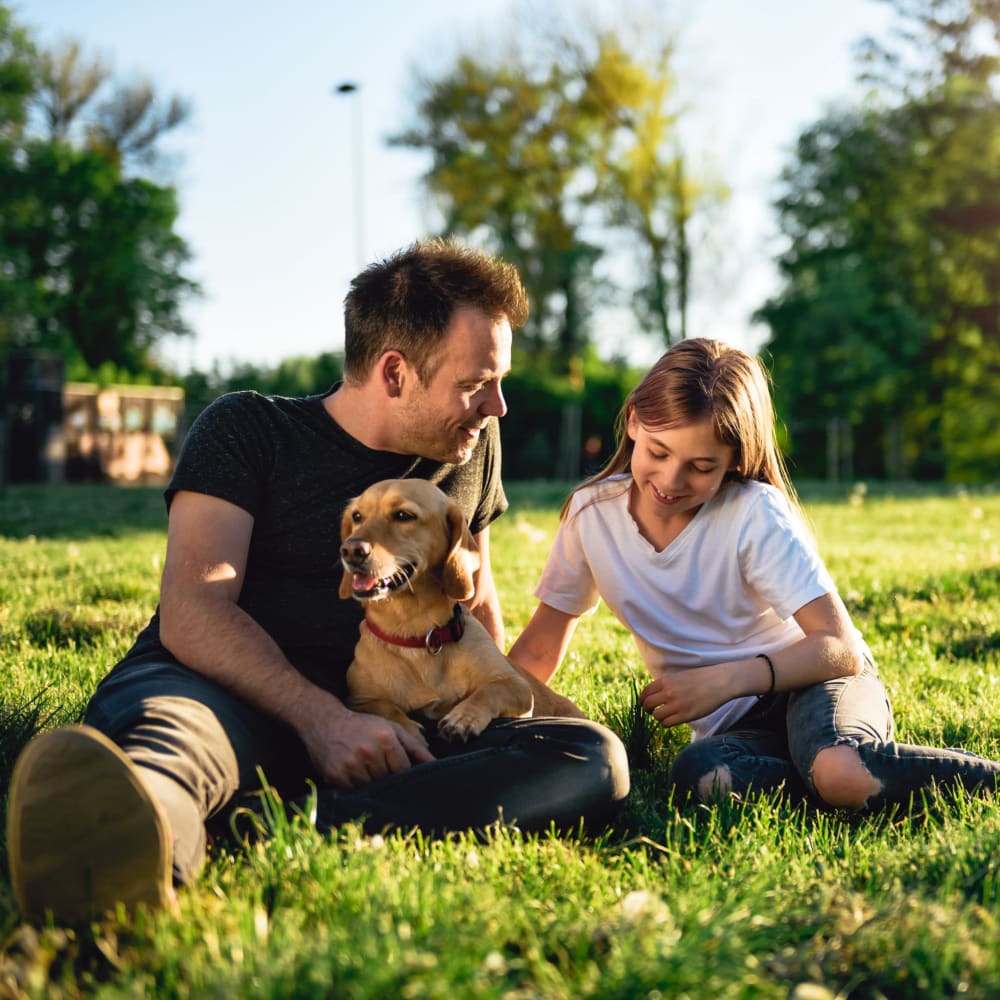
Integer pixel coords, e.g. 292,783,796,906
437,705,491,743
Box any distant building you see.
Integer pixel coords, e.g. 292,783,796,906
2,350,185,486
62,382,185,485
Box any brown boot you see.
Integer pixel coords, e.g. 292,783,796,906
7,725,175,924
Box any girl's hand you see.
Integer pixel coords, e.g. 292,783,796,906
639,663,735,728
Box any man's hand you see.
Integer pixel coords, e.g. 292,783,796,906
297,705,436,790
640,663,735,729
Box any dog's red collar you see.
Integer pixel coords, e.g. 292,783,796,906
364,603,465,655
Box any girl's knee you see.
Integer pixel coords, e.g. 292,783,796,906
669,747,736,803
696,765,733,802
810,744,882,809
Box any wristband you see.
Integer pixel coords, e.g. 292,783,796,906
756,652,776,694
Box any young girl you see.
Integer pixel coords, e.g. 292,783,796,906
508,338,1000,810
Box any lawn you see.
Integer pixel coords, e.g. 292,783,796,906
1,479,999,998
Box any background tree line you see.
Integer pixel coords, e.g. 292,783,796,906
3,0,999,484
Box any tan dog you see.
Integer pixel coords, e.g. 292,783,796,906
339,478,584,744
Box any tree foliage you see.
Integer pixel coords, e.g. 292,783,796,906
0,4,34,140
0,5,198,374
758,0,1000,482
393,9,725,360
37,39,190,170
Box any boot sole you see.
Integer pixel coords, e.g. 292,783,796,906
7,725,174,924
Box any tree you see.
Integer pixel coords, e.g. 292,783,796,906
757,107,933,478
0,3,34,141
181,353,345,425
0,4,198,375
590,37,728,346
0,5,38,357
393,11,723,357
1,139,197,370
394,10,724,478
394,50,604,362
758,0,1000,481
37,39,190,170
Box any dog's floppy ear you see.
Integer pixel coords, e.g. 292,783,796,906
442,500,480,600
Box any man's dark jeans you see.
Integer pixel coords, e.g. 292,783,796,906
85,657,630,883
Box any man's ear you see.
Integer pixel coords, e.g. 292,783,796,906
377,351,408,398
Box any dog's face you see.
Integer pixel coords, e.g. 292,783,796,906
338,479,480,603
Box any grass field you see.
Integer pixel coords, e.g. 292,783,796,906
1,479,999,998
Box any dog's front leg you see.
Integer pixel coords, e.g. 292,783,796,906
437,676,534,742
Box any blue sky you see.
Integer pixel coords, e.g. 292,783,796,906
16,0,896,373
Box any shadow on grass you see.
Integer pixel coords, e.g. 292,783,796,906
0,695,55,795
597,683,688,835
0,484,166,540
0,693,86,799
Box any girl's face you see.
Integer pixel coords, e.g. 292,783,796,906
626,414,735,524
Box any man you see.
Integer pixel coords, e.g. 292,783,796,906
7,239,629,924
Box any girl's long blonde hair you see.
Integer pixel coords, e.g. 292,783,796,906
563,338,798,517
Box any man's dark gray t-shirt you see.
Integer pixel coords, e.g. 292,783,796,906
121,388,507,699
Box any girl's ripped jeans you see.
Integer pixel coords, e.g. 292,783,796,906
668,660,1000,810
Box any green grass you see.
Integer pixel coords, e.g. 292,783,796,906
1,480,1000,997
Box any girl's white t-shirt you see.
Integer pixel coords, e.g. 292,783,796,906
535,475,843,741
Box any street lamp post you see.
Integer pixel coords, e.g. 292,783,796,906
334,81,365,269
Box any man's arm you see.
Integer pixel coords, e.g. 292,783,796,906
465,527,505,647
158,490,432,788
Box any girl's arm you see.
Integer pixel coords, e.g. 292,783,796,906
507,603,581,684
771,590,868,687
641,592,867,728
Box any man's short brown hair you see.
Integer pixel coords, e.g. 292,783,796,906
342,239,529,384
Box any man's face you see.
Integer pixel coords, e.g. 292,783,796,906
395,306,512,465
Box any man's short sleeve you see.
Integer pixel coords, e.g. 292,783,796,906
165,392,274,516
471,418,507,534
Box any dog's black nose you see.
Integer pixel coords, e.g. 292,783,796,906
341,538,372,563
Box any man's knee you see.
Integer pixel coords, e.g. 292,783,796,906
355,717,632,834
810,744,882,810
595,721,631,807
85,662,275,813
532,718,631,820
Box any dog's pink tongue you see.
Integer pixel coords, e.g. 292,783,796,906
352,574,378,593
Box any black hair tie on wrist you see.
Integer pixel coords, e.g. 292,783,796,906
757,653,776,694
